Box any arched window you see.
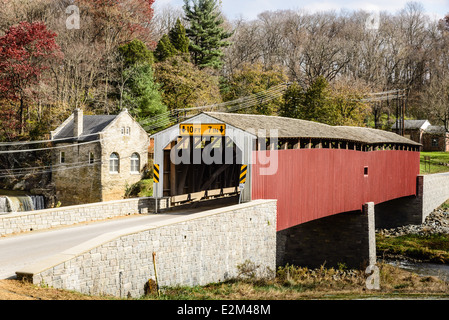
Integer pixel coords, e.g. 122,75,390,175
130,153,140,173
109,153,119,173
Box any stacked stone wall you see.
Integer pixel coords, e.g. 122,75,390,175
276,203,375,269
0,197,168,237
422,174,449,217
17,200,277,298
375,174,449,229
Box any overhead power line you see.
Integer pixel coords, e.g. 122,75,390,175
0,84,407,178
0,138,103,154
0,132,102,147
140,83,289,131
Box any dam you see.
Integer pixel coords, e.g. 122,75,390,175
0,193,45,214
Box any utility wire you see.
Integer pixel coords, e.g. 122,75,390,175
0,132,103,147
141,84,288,131
0,153,140,178
0,85,406,177
0,84,400,147
0,138,103,154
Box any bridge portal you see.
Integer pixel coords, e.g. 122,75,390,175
151,113,256,205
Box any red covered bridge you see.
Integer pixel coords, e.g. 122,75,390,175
151,112,421,267
252,148,419,231
152,112,421,231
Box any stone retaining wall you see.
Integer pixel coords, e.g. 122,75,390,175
276,202,375,269
0,197,169,237
375,174,449,229
422,173,449,217
16,200,277,298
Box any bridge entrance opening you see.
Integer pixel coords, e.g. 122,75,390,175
161,135,243,204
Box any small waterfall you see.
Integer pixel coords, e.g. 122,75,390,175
0,195,45,213
0,197,8,214
30,195,45,211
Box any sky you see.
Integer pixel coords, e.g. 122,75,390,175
154,0,449,21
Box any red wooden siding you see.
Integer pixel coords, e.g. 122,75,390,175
251,149,420,231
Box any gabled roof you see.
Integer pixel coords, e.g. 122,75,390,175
391,119,430,130
202,112,420,146
52,115,117,142
425,125,446,134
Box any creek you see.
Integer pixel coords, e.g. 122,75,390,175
386,259,449,281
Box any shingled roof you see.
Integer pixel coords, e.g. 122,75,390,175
203,112,420,146
425,125,446,134
391,119,429,130
52,115,117,142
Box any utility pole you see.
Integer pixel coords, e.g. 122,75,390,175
402,90,405,137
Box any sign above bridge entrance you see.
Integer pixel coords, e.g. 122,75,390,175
179,123,226,136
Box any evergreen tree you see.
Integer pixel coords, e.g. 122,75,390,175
122,63,167,121
117,40,167,123
154,34,177,62
183,0,232,69
169,18,190,54
279,77,330,123
118,39,154,67
279,82,304,119
154,56,221,110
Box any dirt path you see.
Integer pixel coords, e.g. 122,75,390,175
0,279,108,300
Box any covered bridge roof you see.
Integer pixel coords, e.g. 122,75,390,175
203,112,420,146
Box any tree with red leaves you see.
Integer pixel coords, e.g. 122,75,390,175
0,21,62,135
77,0,156,47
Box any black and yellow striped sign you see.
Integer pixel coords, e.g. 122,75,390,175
153,164,160,183
239,165,247,184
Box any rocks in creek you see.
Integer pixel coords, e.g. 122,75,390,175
377,209,449,237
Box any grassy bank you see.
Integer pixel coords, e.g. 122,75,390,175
4,261,449,300
125,178,153,198
377,233,449,263
420,152,449,174
5,252,449,300
141,263,449,300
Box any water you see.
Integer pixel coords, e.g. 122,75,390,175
0,195,45,214
387,259,449,281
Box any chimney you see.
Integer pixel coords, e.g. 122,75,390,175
73,108,83,137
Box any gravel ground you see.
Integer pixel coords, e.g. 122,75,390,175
377,209,449,237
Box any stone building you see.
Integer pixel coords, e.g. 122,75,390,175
50,109,149,206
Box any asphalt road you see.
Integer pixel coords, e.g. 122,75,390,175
0,212,189,280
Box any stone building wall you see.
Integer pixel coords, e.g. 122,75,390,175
52,142,102,206
100,113,149,202
17,200,277,299
51,111,149,206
